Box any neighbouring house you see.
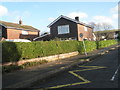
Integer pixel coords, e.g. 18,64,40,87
33,33,51,41
34,15,95,41
0,20,40,41
94,30,120,41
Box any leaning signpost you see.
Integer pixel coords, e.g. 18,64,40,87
80,33,87,56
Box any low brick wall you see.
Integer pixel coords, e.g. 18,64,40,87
3,51,79,66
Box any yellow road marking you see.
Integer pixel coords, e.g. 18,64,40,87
76,65,105,68
71,66,106,72
69,71,90,82
47,81,91,89
37,66,106,89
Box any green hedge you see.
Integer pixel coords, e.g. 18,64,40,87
2,41,79,63
2,40,117,63
78,41,97,53
2,42,22,62
97,40,118,49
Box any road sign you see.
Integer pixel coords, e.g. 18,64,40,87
80,33,83,38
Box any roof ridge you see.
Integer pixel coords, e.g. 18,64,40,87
0,20,40,31
47,15,93,28
0,20,34,27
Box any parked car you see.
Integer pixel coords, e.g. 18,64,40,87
4,39,31,42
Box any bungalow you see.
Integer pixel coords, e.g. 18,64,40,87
0,20,40,41
34,15,95,41
94,30,120,41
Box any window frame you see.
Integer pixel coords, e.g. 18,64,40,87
58,25,70,34
22,30,28,35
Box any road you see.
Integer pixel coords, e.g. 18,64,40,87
31,48,119,89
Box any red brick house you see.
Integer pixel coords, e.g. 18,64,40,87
0,20,40,41
34,15,95,41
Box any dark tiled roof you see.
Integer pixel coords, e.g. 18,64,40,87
0,21,40,32
47,15,93,28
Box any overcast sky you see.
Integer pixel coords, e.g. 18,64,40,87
0,1,118,34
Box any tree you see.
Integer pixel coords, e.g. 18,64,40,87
102,22,113,31
101,23,113,40
88,22,113,41
88,22,102,41
89,22,113,31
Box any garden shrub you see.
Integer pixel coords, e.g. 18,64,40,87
78,41,97,54
2,40,117,63
56,40,79,53
2,40,79,63
98,40,117,49
2,42,22,63
84,41,97,52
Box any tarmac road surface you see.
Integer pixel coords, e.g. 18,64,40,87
31,48,119,89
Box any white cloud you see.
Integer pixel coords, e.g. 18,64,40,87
48,17,55,22
7,11,31,24
112,13,118,19
93,16,113,25
0,5,8,17
48,11,88,22
67,12,88,19
110,5,118,13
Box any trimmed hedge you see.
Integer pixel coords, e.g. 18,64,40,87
2,40,79,63
78,41,97,53
97,40,118,49
2,40,117,63
2,42,22,62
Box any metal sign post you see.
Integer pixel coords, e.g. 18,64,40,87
80,33,87,56
82,39,87,56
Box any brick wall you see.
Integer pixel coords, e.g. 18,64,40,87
87,27,94,40
77,24,93,41
7,28,39,40
7,28,22,39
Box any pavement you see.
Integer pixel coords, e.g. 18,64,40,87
2,44,120,89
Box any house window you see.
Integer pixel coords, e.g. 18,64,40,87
22,30,28,35
58,25,69,34
84,26,87,31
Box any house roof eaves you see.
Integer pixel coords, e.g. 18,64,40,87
47,15,93,28
33,33,50,40
0,21,40,32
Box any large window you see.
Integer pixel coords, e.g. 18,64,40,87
58,25,69,34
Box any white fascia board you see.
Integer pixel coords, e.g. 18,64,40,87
47,15,93,29
47,15,78,28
